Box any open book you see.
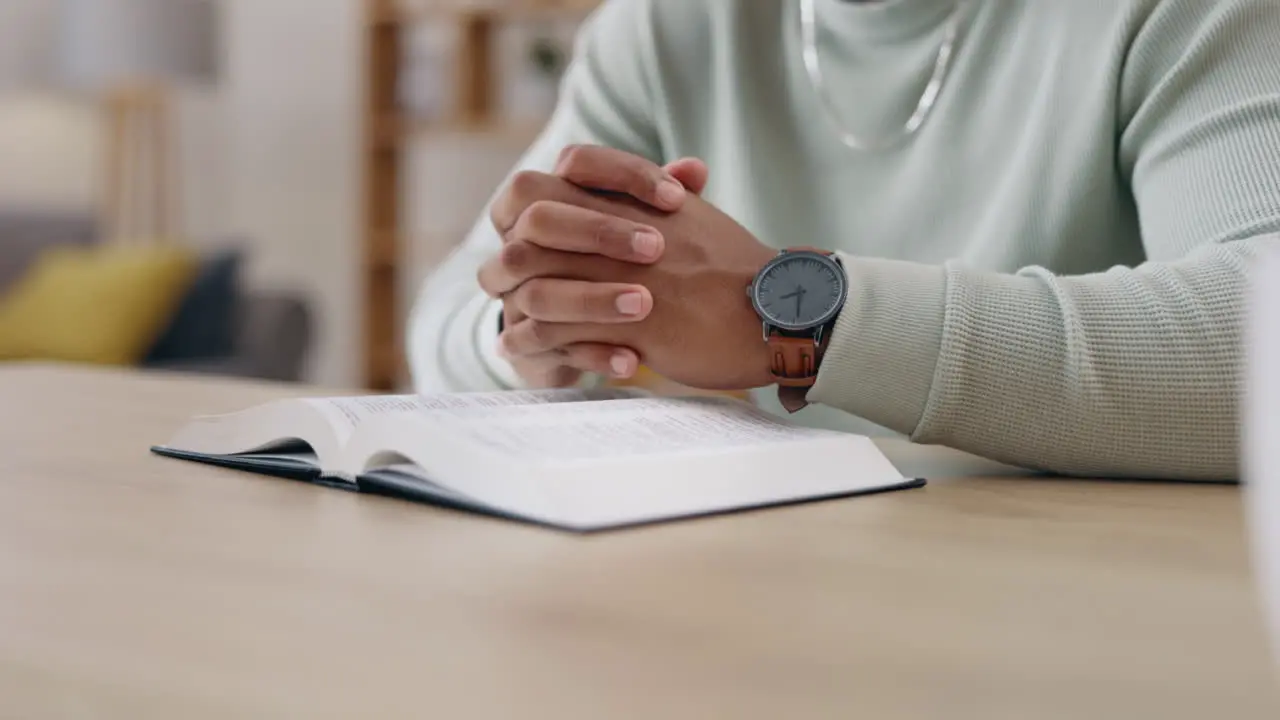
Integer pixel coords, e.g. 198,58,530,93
151,389,923,531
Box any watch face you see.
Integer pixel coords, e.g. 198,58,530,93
751,251,848,331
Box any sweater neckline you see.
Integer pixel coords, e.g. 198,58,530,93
819,0,961,42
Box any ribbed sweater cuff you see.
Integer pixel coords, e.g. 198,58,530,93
810,255,947,436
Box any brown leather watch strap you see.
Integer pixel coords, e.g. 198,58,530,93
769,332,829,413
769,335,822,387
777,385,812,414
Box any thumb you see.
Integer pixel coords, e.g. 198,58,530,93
663,157,710,196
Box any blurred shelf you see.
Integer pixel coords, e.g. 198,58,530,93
366,230,466,270
371,114,547,148
363,0,594,390
366,231,399,269
369,345,408,386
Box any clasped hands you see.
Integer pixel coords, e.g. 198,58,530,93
477,145,778,391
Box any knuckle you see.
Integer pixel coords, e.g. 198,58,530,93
507,169,543,200
590,217,615,252
583,288,607,316
557,144,586,170
520,200,557,234
527,320,556,348
651,171,673,195
477,257,504,296
619,156,658,191
499,240,532,272
519,281,551,316
634,165,663,194
565,345,606,371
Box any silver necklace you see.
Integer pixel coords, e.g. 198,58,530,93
800,0,965,151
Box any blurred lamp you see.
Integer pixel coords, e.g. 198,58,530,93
1248,249,1280,669
57,0,220,242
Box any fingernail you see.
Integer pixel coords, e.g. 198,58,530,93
656,179,686,207
632,230,661,259
615,292,645,316
610,352,634,378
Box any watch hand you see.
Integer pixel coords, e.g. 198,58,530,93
779,290,801,301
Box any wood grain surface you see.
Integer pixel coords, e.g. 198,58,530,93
1,364,1276,719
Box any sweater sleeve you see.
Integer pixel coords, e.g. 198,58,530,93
810,0,1280,480
407,0,666,394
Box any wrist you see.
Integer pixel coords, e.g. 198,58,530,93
741,245,782,388
748,247,847,410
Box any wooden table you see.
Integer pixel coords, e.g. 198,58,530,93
2,364,1277,719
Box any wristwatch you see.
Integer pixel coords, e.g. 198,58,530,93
747,247,849,412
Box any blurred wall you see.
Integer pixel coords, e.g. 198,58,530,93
0,0,57,95
0,0,546,389
223,0,362,388
0,0,359,387
0,95,100,210
0,0,97,210
0,0,227,233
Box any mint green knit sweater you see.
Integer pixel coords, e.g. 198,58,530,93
409,0,1280,480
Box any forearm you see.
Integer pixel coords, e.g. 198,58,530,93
812,237,1272,480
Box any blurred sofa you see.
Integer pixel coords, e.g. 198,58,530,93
0,211,313,382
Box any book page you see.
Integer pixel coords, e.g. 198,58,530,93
348,395,910,530
416,397,837,463
303,387,643,439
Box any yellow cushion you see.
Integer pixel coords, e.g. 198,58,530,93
0,245,197,366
